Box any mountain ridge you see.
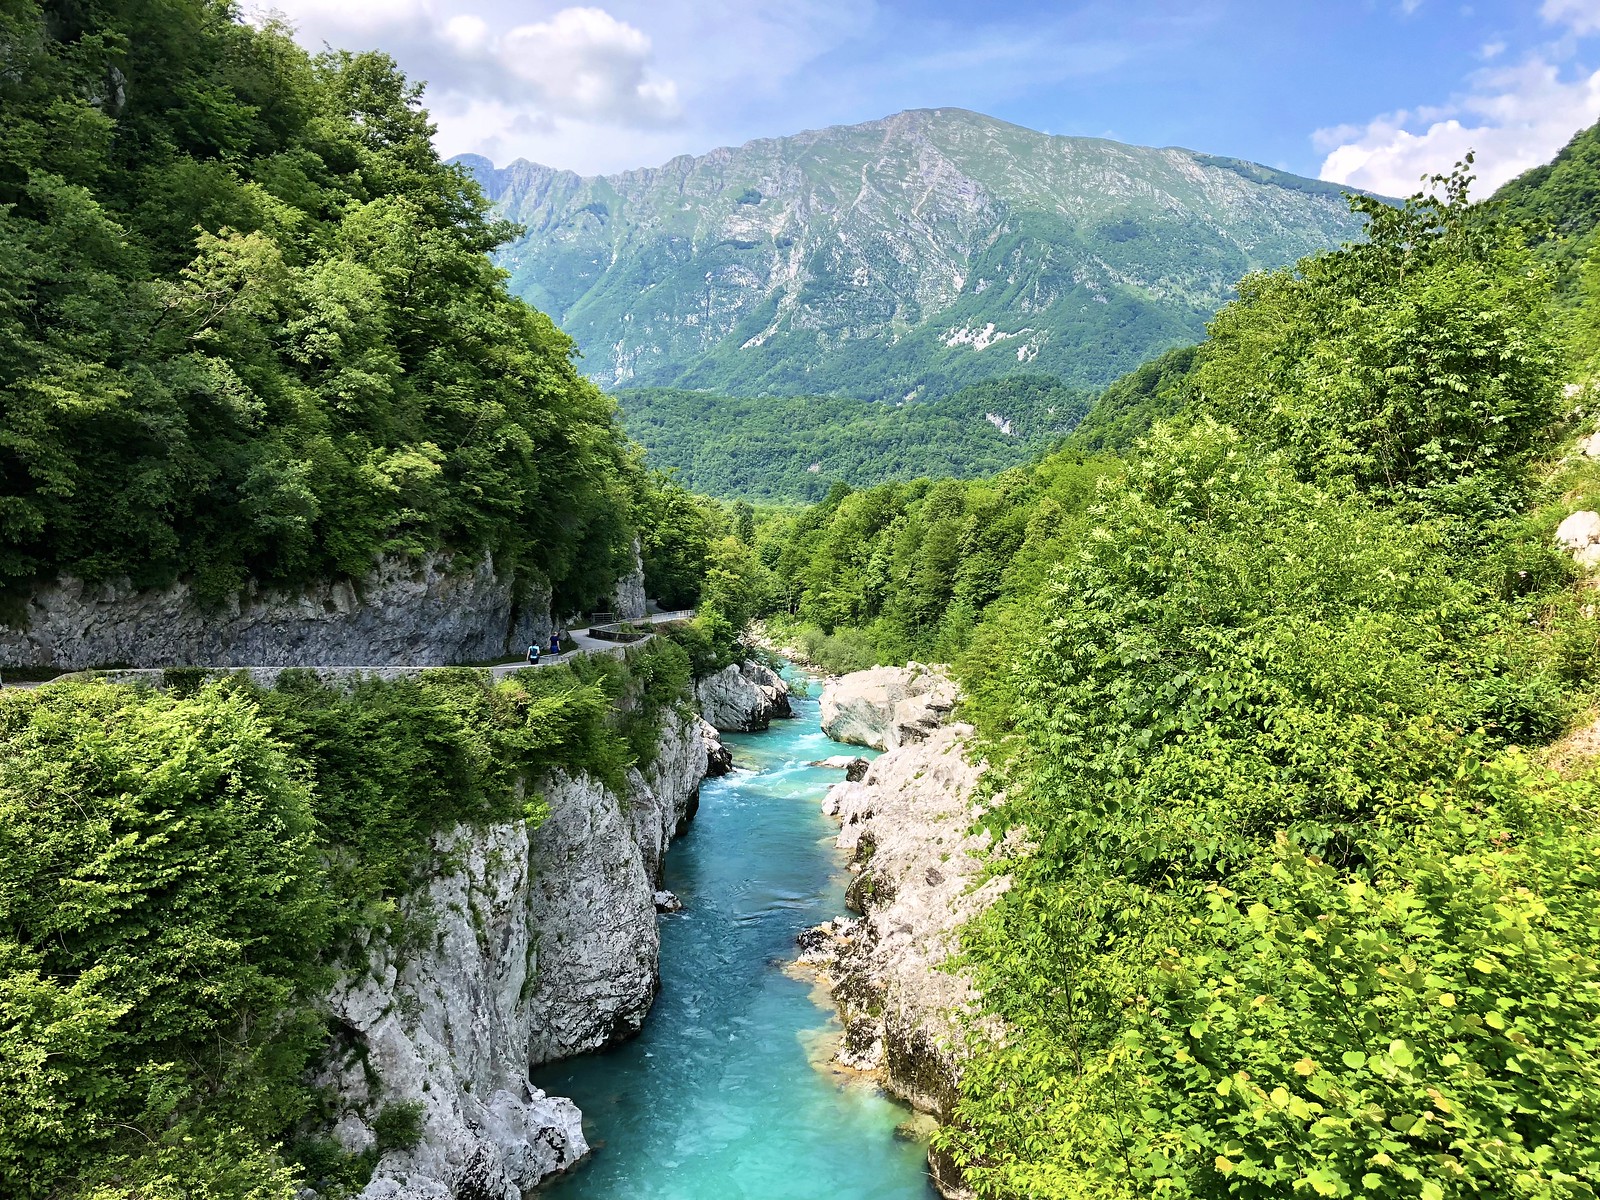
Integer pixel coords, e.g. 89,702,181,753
457,107,1361,198
458,107,1375,399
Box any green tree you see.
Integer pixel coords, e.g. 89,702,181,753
0,2,638,610
1195,161,1561,520
0,682,325,1198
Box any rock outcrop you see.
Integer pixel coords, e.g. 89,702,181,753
818,663,957,750
1557,510,1600,568
0,551,550,670
700,717,734,777
612,538,648,620
695,660,792,731
817,723,1001,1104
323,704,710,1199
807,666,1006,1199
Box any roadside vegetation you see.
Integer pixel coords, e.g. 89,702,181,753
0,0,644,613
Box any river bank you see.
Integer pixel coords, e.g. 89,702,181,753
530,668,938,1199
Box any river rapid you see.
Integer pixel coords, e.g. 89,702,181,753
531,669,937,1199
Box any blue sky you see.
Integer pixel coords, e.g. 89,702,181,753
262,0,1600,195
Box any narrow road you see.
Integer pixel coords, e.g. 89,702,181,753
485,611,696,679
2,611,696,691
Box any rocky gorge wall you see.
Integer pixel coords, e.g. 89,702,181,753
0,551,552,670
319,702,723,1199
805,666,1006,1200
817,662,956,751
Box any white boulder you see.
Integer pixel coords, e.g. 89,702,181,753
695,660,792,731
819,664,957,750
1556,510,1600,568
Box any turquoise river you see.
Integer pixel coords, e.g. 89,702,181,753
531,670,938,1199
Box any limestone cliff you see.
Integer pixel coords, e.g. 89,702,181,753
611,538,648,621
818,663,956,750
0,551,549,670
320,703,718,1198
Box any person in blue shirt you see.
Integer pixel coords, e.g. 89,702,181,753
526,643,540,664
549,631,561,657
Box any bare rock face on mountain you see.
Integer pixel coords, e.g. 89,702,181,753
458,108,1370,400
819,663,957,750
696,660,793,731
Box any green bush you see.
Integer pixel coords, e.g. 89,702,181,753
0,639,691,1198
0,682,325,1197
1195,165,1562,524
371,1101,426,1154
936,421,1596,1198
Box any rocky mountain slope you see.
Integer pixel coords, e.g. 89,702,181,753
458,108,1371,399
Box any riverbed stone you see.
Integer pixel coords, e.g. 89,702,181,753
816,710,1007,1200
818,664,956,750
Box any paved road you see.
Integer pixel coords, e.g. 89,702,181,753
485,611,694,678
2,610,696,691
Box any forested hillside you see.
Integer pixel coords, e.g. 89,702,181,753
1496,118,1600,289
0,0,637,612
750,163,1600,1196
617,376,1088,500
465,108,1371,400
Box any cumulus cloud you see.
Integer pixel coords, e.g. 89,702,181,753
254,0,872,171
500,8,678,124
1316,0,1600,199
258,2,678,128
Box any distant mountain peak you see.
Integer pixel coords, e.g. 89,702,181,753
463,110,1368,399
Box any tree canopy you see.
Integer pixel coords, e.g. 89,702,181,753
0,0,636,611
757,165,1600,1198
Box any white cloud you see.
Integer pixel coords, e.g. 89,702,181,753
259,2,679,127
1318,58,1600,196
1544,0,1600,36
500,8,678,124
255,0,874,172
1316,0,1600,197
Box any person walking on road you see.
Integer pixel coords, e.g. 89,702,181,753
549,631,561,657
526,643,540,665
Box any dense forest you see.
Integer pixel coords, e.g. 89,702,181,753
0,0,640,612
616,376,1090,501
0,641,696,1198
742,156,1600,1196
